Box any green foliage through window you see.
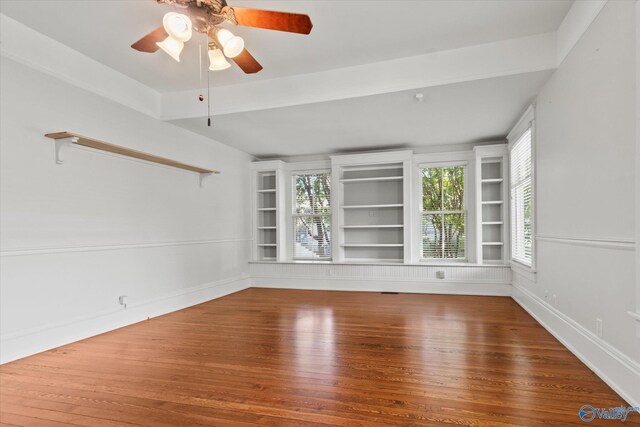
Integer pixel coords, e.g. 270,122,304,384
421,166,465,259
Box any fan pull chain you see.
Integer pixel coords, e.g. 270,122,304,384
207,64,211,127
198,40,204,102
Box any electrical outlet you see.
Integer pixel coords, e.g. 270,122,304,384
596,318,603,338
436,271,445,279
118,295,128,309
326,268,333,276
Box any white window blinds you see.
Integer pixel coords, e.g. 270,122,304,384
510,128,533,266
293,173,331,259
420,166,466,260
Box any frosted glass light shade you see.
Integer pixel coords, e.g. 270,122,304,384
163,12,192,42
156,37,184,62
208,48,231,70
216,28,244,58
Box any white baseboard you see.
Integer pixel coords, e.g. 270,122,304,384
0,275,250,364
512,283,640,407
252,275,512,296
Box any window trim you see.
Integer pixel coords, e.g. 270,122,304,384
508,106,536,271
291,170,332,261
418,162,468,262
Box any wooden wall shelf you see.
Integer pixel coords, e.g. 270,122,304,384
45,132,219,186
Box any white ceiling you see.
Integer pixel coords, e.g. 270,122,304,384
1,1,571,157
172,70,552,158
1,0,571,92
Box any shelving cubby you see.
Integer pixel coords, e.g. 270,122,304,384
474,146,509,265
252,161,286,262
337,160,409,263
256,172,277,260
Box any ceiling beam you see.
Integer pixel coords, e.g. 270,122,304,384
160,32,557,121
0,13,161,118
556,0,608,65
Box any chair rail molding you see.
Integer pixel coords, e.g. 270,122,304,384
536,234,636,251
0,238,252,257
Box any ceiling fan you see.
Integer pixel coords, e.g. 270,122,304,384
131,0,313,74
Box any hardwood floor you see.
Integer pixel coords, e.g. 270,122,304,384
0,288,636,426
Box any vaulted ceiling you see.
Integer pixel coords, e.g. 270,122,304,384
0,0,575,157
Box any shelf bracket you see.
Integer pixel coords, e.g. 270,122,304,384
199,172,213,188
53,136,78,165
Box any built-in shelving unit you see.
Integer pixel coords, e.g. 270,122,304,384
474,145,509,265
45,132,218,186
256,171,277,260
332,151,412,264
252,161,287,262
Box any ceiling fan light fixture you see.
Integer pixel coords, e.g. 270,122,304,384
208,47,231,71
156,36,184,62
163,12,193,42
216,28,244,58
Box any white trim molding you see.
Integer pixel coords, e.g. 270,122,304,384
512,283,640,408
0,275,251,364
1,238,252,257
536,234,636,251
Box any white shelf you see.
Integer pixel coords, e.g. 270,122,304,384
341,176,403,183
481,201,503,205
341,244,404,247
482,242,504,246
481,178,503,183
482,221,504,225
343,225,404,229
257,226,276,230
257,189,276,193
257,208,276,211
343,204,403,209
257,243,277,247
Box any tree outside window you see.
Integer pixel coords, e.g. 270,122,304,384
293,173,331,259
421,166,466,259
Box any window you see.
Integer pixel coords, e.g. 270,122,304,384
293,173,331,259
510,127,533,266
420,166,466,259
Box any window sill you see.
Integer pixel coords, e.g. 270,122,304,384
249,260,510,268
510,260,537,282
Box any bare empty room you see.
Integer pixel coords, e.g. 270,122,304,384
1,0,639,425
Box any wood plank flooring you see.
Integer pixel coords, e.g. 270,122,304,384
1,288,637,426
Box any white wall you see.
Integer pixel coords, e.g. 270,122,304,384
512,1,639,405
635,0,640,341
0,58,253,363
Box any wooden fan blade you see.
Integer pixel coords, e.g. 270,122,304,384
229,7,313,35
232,49,263,74
131,26,168,53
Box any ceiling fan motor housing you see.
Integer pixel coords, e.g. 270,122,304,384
157,0,227,33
